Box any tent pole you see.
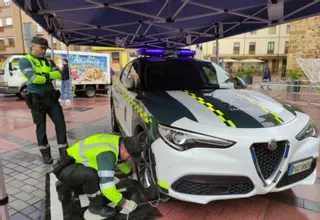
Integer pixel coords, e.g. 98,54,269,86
50,35,56,88
66,45,75,113
216,38,219,65
0,160,9,220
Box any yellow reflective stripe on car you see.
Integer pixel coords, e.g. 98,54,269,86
157,179,169,190
184,90,236,128
237,94,284,124
116,86,152,124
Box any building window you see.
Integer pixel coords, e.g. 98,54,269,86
250,31,257,34
4,0,10,6
267,42,275,54
8,37,14,46
233,42,240,54
269,26,276,34
285,41,289,54
5,17,12,26
0,19,2,27
0,38,5,50
249,42,256,54
286,25,290,34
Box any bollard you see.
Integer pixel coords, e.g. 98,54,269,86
0,159,9,220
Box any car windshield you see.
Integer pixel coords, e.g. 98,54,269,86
143,59,233,90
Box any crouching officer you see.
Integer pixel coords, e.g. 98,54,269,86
18,36,68,164
53,134,143,218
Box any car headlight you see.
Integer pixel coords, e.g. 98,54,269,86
296,120,318,141
158,124,236,151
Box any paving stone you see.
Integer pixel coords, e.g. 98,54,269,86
32,200,45,210
20,184,38,193
1,160,9,165
15,191,34,202
9,171,21,177
35,182,45,190
28,209,44,220
31,160,43,166
6,186,20,195
13,166,29,173
9,200,29,211
31,189,45,198
8,179,26,188
28,164,38,169
3,167,14,175
9,195,17,203
24,169,33,175
15,174,29,181
5,177,15,184
9,212,31,220
24,178,40,186
27,171,44,180
26,197,42,206
21,205,37,216
19,161,32,167
9,208,18,216
4,163,18,169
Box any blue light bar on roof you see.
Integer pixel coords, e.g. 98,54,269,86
137,48,196,56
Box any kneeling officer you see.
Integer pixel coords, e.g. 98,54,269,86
53,134,143,218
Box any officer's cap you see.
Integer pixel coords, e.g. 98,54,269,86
31,36,51,49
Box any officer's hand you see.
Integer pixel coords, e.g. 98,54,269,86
120,199,137,214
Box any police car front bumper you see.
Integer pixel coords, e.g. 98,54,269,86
151,114,320,204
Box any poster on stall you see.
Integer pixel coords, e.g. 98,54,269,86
46,51,110,84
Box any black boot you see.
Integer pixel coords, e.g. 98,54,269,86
88,206,117,218
40,147,53,164
88,196,117,218
59,147,68,158
56,181,72,202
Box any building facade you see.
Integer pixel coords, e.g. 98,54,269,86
0,0,24,63
286,15,320,73
190,23,290,74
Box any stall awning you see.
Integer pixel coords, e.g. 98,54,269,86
13,0,320,48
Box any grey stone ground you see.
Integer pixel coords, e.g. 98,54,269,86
1,116,112,220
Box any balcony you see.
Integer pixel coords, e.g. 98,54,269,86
267,50,274,54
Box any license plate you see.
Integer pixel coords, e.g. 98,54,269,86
288,158,313,176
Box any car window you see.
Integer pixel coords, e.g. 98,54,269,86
11,58,21,69
127,62,139,88
143,59,225,90
120,63,132,83
199,64,218,84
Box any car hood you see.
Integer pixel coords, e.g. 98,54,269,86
139,89,297,128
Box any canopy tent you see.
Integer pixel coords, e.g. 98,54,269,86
223,58,240,63
241,59,265,63
13,0,320,49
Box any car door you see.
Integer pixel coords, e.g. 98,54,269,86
7,57,23,88
122,62,140,136
114,62,132,134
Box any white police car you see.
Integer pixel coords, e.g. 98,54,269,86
111,48,319,204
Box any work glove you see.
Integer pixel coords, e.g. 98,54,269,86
119,199,137,214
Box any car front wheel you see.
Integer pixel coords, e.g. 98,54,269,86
135,131,159,201
111,103,119,132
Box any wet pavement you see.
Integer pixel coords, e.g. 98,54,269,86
0,91,320,220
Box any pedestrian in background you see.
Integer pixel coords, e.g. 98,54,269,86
59,58,71,103
261,65,272,90
18,36,69,164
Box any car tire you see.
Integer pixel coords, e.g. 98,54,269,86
135,131,160,201
111,102,119,132
85,86,96,98
16,86,27,100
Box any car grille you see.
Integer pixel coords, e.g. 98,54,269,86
276,158,317,188
251,141,286,180
171,175,254,195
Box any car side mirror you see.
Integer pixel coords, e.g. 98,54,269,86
124,77,135,90
234,76,247,89
9,62,17,71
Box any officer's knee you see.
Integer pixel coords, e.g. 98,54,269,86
83,168,99,184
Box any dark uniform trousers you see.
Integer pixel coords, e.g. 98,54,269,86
56,162,110,208
29,91,68,148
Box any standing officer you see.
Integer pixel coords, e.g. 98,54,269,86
19,36,68,164
53,134,142,218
